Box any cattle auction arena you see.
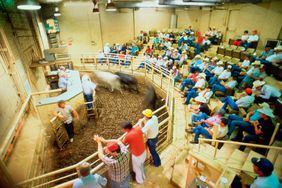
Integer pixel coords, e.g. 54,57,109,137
39,76,166,185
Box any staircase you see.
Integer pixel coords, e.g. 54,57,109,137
171,142,281,188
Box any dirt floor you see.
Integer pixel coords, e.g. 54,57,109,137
47,80,164,173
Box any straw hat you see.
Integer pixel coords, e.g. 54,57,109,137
182,50,187,54
258,108,275,118
198,73,206,79
259,102,270,109
195,96,207,103
274,45,282,51
195,55,201,59
217,61,223,65
252,61,261,66
227,65,232,69
252,80,265,88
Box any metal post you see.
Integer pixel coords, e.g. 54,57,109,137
118,58,121,72
152,64,154,82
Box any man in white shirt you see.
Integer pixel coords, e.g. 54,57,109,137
81,74,96,110
241,30,259,49
253,80,281,103
103,43,111,54
138,109,161,167
211,61,224,76
190,118,228,144
209,65,231,86
211,75,237,94
220,88,254,112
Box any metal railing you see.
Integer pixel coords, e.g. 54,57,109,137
17,52,175,188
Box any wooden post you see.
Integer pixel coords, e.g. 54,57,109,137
212,125,218,146
94,55,97,70
272,150,280,165
213,142,219,159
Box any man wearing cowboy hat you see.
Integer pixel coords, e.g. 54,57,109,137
240,60,262,89
190,55,203,73
138,109,161,167
231,107,275,151
252,80,281,103
183,73,206,105
210,61,224,78
264,45,282,75
209,65,232,86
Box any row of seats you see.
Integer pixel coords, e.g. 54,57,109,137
217,44,262,59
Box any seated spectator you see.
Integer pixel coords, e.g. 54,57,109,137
200,111,224,128
240,60,261,88
190,118,228,144
211,75,238,94
171,49,180,62
156,55,164,68
210,61,224,79
214,30,222,44
209,65,232,86
241,30,259,49
264,45,282,75
190,96,209,126
239,55,251,70
180,70,200,91
138,53,151,69
249,157,281,188
227,103,274,138
73,162,107,188
131,44,139,56
232,108,275,151
145,45,152,56
183,73,206,104
203,57,217,80
190,55,203,73
175,50,188,67
220,88,254,112
252,80,281,103
233,30,249,46
255,46,273,63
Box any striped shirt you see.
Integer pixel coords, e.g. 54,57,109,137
101,143,130,182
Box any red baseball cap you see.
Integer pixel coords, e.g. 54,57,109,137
107,142,119,152
245,88,252,95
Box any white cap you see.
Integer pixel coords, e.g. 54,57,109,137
227,65,232,69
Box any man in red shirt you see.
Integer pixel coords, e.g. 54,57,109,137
121,121,146,184
145,45,152,56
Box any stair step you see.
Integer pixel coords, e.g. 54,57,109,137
226,149,248,172
171,149,189,188
241,150,264,178
216,144,239,164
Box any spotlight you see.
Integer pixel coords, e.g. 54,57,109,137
106,0,117,12
17,0,41,10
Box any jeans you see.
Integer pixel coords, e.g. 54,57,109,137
193,126,212,143
234,124,257,151
192,112,208,125
255,96,278,104
64,122,74,139
204,70,213,81
180,78,195,91
84,94,93,109
111,175,131,188
190,66,202,73
221,96,239,111
184,89,198,104
147,137,161,167
212,84,226,93
208,76,219,86
227,114,251,137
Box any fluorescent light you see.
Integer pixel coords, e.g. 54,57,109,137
17,0,41,10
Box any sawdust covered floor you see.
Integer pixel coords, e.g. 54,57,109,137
47,81,164,173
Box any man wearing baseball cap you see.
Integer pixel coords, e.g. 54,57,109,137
250,157,281,188
138,109,161,167
93,135,130,188
220,88,254,113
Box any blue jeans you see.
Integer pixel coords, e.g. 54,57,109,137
193,126,212,142
84,94,93,109
147,137,161,167
221,96,239,111
181,78,195,91
208,76,219,86
184,89,198,104
212,83,226,93
192,112,209,126
111,175,131,188
204,70,213,80
190,66,201,73
227,114,251,137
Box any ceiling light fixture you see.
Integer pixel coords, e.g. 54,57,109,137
54,7,61,17
106,0,117,12
92,0,99,13
17,0,41,10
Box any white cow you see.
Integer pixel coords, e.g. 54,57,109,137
93,71,122,93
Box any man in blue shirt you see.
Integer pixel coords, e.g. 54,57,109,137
73,162,107,188
250,157,281,188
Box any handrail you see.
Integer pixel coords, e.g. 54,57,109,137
18,105,169,186
198,138,282,151
31,89,62,96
